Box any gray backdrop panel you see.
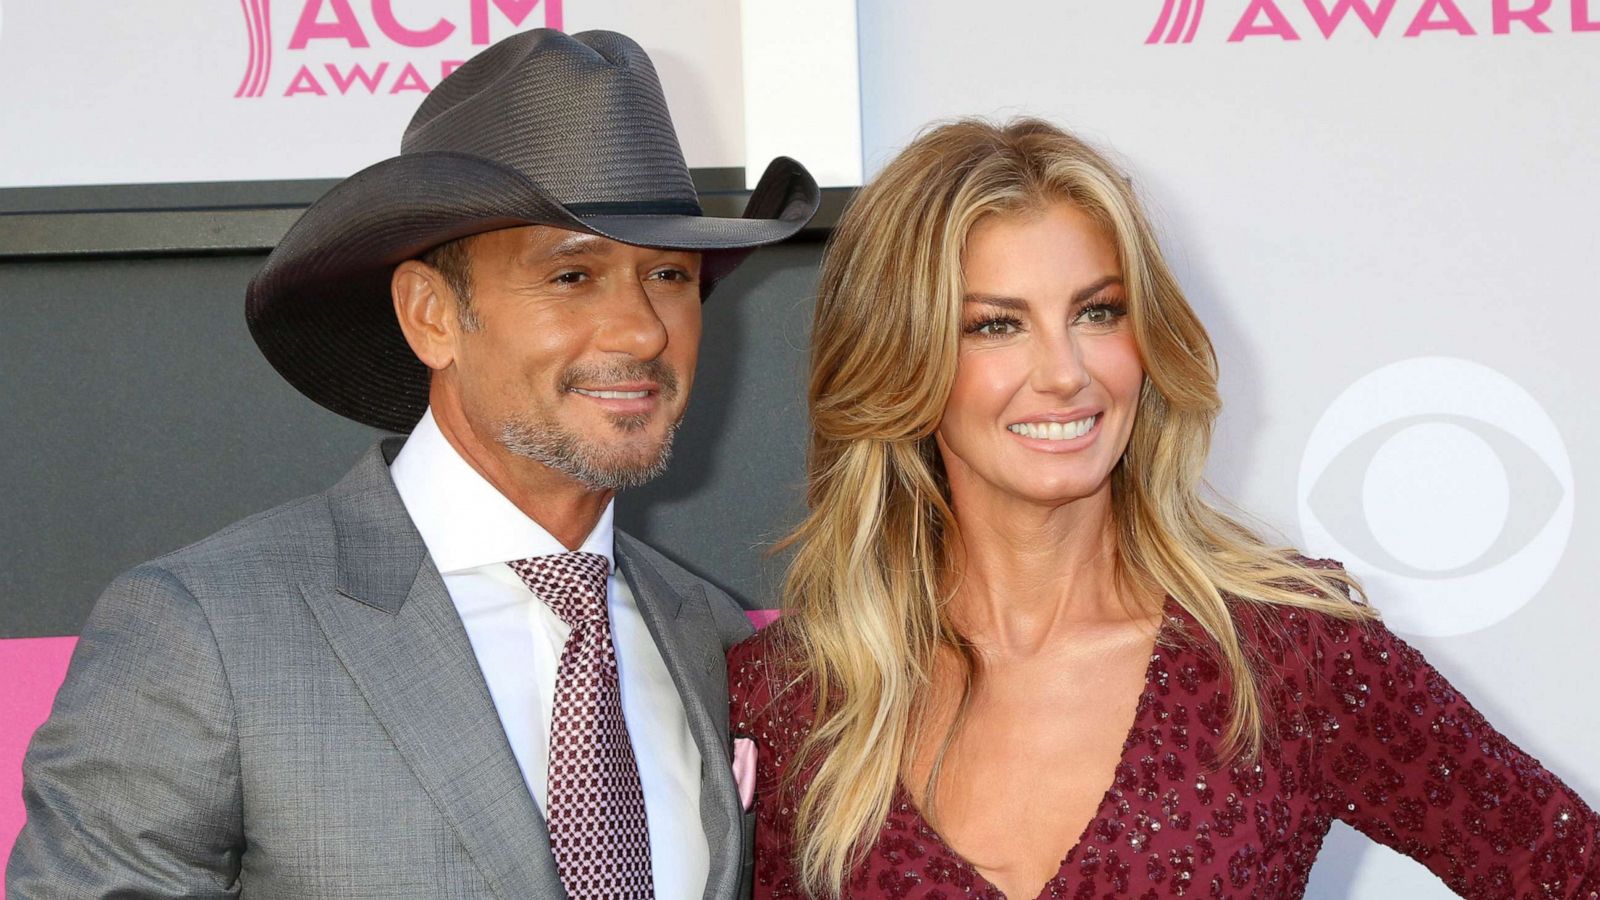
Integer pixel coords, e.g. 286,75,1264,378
0,243,820,638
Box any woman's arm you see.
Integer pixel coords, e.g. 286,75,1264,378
1313,615,1598,898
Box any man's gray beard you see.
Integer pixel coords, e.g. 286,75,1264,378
498,414,680,492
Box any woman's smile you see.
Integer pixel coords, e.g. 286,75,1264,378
1006,412,1100,445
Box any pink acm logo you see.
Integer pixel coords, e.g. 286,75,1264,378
1146,0,1600,44
236,0,563,98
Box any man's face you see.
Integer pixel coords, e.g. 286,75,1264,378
433,225,703,492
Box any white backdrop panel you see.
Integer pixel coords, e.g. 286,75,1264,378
857,2,1598,896
0,0,747,185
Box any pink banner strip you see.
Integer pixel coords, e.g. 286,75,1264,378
745,609,780,630
1,636,78,887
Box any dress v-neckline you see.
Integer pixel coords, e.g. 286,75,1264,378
891,598,1180,900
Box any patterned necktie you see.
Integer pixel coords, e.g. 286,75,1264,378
508,552,654,900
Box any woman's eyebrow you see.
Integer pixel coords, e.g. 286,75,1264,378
962,293,1028,310
1072,275,1124,303
963,275,1125,309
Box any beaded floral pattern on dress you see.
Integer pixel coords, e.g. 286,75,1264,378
729,584,1599,899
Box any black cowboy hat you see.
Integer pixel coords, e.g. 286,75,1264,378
246,28,819,433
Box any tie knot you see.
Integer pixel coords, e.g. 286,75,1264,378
507,552,610,628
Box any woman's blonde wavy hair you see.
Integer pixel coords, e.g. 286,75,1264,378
774,118,1374,897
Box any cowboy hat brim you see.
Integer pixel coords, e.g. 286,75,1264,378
246,152,819,433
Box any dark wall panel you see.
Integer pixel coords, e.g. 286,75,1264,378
0,242,821,638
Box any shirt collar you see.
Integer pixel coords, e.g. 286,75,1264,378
388,408,615,575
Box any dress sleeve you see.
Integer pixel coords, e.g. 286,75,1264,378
1313,616,1599,898
728,635,808,899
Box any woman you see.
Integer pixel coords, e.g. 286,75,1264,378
728,119,1598,899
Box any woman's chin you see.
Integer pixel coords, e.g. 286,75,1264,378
972,471,1114,510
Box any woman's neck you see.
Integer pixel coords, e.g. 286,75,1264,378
946,485,1145,656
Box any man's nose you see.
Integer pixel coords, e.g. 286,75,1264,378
595,278,670,359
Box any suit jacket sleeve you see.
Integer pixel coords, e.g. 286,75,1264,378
7,564,244,899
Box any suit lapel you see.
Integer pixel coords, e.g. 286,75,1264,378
615,534,743,900
303,443,564,899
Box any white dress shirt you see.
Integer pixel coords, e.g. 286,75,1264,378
390,409,709,899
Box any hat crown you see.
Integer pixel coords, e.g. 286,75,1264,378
400,29,699,212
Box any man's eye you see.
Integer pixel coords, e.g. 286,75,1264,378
553,271,587,285
651,268,693,282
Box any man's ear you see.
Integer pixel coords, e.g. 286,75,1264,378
393,260,459,372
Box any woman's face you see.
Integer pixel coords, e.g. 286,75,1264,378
935,202,1144,511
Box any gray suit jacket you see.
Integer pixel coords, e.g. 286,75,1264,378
8,441,755,899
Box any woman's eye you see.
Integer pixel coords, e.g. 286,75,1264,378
968,316,1022,336
1076,303,1126,326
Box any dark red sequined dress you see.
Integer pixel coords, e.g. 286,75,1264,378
728,595,1599,899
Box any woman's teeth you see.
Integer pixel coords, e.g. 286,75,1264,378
1008,415,1097,441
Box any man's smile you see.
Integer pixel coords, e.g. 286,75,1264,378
570,387,652,399
566,381,662,416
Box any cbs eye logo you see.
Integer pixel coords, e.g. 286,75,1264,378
1297,357,1573,638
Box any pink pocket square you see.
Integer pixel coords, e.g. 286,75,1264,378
732,737,756,811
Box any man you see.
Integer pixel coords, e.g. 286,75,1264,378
9,29,816,899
